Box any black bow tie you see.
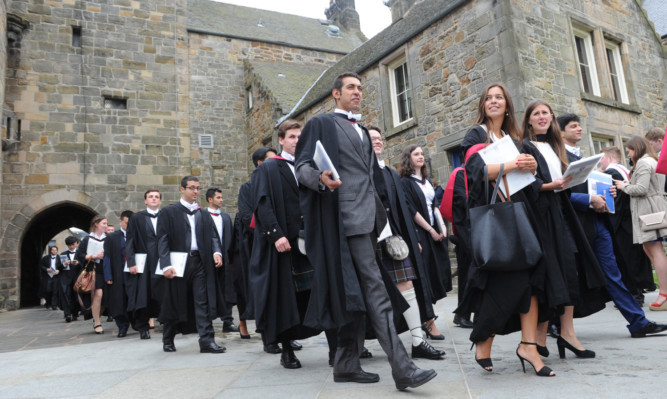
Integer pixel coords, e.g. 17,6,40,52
148,212,159,218
51,256,56,259
282,159,294,166
180,204,199,216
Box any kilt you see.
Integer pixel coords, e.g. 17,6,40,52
377,245,416,284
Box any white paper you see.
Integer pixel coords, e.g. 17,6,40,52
313,140,340,182
555,154,604,192
124,253,147,274
433,208,447,236
377,221,392,242
155,252,188,278
478,135,535,196
86,238,104,257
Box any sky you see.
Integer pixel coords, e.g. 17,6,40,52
213,0,393,38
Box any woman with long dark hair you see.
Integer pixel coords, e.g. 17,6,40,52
520,100,606,359
399,145,451,341
615,136,667,311
75,214,108,334
455,83,554,376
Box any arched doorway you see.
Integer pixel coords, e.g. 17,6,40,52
20,202,96,307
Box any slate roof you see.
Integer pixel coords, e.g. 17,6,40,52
284,0,469,121
247,61,328,113
188,0,365,54
642,0,667,37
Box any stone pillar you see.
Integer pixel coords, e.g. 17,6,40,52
385,0,420,23
325,0,361,32
0,0,7,308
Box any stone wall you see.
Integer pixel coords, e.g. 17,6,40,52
0,0,8,307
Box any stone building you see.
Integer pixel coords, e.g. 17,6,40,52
282,0,666,185
0,0,363,309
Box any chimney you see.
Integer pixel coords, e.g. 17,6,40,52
325,0,360,32
385,0,420,23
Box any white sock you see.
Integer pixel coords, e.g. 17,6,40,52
401,288,424,346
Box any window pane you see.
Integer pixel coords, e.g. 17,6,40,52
392,62,413,124
575,37,592,93
606,49,621,102
395,65,406,93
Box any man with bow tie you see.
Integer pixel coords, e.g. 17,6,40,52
39,245,62,310
125,189,163,340
157,176,226,353
250,119,321,369
201,187,236,335
59,236,80,322
295,72,436,390
104,210,133,337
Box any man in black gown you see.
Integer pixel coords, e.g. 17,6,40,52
125,189,163,340
39,246,61,310
104,210,133,337
295,72,436,390
250,120,319,369
59,237,80,322
157,176,226,353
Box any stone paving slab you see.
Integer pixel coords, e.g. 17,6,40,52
1,295,667,398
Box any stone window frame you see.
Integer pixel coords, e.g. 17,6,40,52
246,86,253,113
604,40,629,104
590,134,615,155
379,46,418,138
388,59,413,127
569,19,638,113
572,27,600,97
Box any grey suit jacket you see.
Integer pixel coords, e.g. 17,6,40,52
297,113,378,236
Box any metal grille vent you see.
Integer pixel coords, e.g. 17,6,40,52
198,134,214,149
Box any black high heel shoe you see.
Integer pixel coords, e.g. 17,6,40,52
537,344,549,357
516,342,555,377
422,316,445,340
556,336,595,359
471,342,492,372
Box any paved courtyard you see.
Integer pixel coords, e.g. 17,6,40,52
1,295,666,398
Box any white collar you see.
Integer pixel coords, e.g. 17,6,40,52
565,144,580,156
180,198,199,212
334,108,361,122
207,207,221,215
280,151,295,162
90,232,106,240
146,208,159,215
377,159,385,169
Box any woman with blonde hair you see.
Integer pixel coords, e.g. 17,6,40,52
75,214,108,334
615,136,667,311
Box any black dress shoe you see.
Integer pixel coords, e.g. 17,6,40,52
412,341,445,360
264,343,282,354
395,368,437,390
631,321,667,338
360,346,372,358
200,341,226,353
547,323,560,339
453,314,473,328
289,340,302,351
107,316,114,322
163,343,176,352
117,329,128,338
333,370,380,383
222,321,239,333
280,347,301,369
140,330,151,340
65,315,72,323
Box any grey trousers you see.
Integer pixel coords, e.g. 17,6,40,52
334,233,416,380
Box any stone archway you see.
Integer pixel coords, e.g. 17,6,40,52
0,189,106,309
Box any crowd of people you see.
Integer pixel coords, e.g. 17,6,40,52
37,73,667,390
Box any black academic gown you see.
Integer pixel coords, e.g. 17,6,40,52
125,210,161,318
156,203,223,333
603,166,655,293
39,254,61,304
57,250,78,315
450,168,473,306
454,129,547,343
249,157,320,344
200,210,233,320
375,164,435,323
295,114,408,333
521,140,607,318
234,180,254,320
401,176,452,301
103,230,129,319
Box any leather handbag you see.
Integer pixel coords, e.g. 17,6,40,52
74,261,95,294
639,211,667,231
384,235,409,260
469,164,542,272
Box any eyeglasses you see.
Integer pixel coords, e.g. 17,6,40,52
186,186,201,191
371,138,383,143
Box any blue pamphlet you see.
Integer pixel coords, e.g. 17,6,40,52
596,182,615,214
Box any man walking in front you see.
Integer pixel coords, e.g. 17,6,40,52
295,72,436,390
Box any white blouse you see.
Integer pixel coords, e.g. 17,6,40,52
533,141,563,181
411,174,435,225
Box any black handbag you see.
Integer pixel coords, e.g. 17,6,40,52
469,164,542,272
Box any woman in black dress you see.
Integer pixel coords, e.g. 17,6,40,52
399,145,452,340
455,83,554,376
520,100,606,359
75,214,108,334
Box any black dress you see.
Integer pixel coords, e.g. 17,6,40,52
75,234,106,319
521,139,607,318
401,176,452,302
454,129,546,343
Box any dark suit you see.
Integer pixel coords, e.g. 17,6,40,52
125,210,161,332
296,113,415,381
39,254,61,307
156,202,223,346
58,250,79,316
103,230,130,331
567,150,649,333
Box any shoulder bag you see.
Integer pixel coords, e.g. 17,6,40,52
469,164,542,272
639,211,667,231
